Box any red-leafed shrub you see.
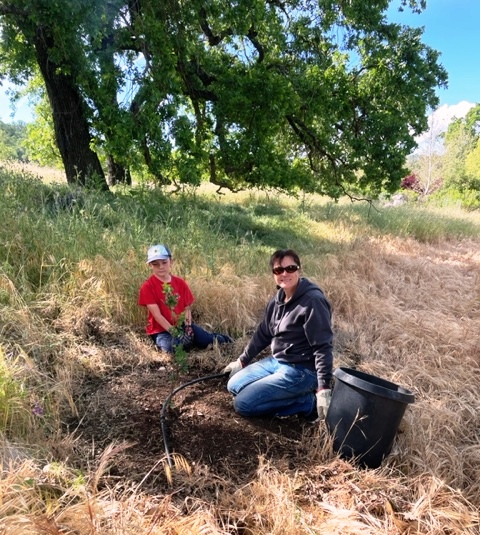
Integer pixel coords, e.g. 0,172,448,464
401,174,444,196
401,174,423,192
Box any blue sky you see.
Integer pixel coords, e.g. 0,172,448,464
388,0,480,108
1,0,478,123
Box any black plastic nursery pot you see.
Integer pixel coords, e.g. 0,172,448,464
326,367,415,469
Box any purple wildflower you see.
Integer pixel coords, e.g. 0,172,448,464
32,402,44,416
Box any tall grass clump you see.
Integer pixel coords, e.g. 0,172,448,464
0,346,34,439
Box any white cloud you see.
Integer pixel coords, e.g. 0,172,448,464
419,101,475,141
414,101,476,154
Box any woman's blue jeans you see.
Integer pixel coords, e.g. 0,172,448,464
227,356,317,418
153,323,232,354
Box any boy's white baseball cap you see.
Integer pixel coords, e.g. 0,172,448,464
146,244,172,263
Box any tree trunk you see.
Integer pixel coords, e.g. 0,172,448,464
33,27,107,190
107,155,131,186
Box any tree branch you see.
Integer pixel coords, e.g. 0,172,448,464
198,7,232,46
336,182,379,209
247,26,265,63
286,114,339,168
176,59,218,102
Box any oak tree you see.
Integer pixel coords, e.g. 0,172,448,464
1,0,447,196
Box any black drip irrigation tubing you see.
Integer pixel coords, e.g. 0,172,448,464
160,371,228,468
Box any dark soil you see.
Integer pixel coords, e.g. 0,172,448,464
67,353,320,494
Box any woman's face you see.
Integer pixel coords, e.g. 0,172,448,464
272,255,301,296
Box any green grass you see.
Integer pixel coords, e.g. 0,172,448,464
1,168,479,295
303,201,480,243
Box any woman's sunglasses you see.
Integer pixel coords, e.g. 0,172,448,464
272,264,300,275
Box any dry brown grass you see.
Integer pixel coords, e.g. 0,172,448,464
189,235,479,533
0,161,66,184
1,229,479,533
189,272,273,334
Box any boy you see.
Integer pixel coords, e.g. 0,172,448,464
138,244,232,353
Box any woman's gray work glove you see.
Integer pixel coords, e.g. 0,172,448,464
316,389,332,419
223,358,243,378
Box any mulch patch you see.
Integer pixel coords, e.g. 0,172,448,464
67,361,319,493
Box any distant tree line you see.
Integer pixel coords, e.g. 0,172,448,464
0,120,27,161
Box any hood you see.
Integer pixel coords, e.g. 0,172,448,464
274,277,322,304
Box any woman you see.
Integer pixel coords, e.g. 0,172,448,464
223,249,333,421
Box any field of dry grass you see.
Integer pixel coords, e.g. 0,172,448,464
1,160,66,184
0,166,479,534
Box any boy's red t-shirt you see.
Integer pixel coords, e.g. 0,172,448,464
138,274,195,335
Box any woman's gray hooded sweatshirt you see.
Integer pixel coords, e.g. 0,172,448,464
239,277,333,389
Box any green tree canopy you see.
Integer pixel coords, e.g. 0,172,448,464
465,140,480,181
442,103,480,192
0,119,27,160
0,0,447,195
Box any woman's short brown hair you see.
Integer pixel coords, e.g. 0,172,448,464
269,249,301,270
